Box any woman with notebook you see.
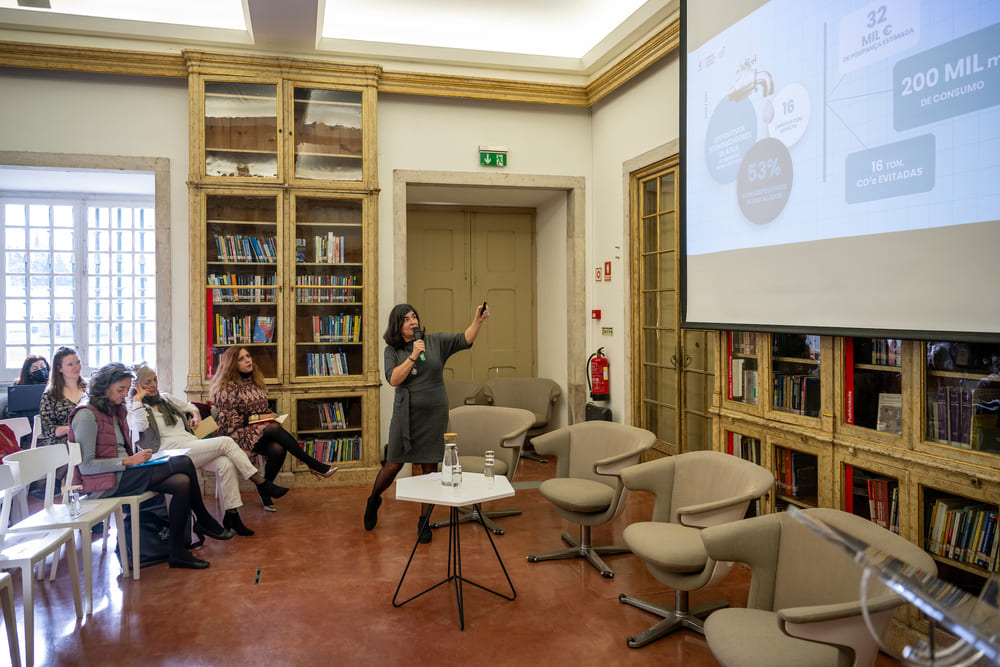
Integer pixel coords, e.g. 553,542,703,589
210,346,338,511
127,363,287,536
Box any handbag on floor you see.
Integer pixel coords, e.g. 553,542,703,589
117,495,201,567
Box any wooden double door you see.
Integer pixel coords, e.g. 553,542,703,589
407,206,535,383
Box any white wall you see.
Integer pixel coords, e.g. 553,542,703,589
0,68,190,392
589,54,680,422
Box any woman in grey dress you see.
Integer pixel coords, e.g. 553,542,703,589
364,302,488,542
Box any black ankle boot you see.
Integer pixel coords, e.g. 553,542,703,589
257,479,288,499
223,510,255,537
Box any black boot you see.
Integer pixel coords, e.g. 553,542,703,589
257,478,288,499
223,509,255,537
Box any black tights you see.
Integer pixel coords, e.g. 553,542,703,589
143,456,220,557
253,423,329,481
370,461,438,517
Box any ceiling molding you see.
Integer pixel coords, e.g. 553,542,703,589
0,16,679,106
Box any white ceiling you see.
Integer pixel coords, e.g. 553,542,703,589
0,0,677,76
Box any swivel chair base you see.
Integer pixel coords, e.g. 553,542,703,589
429,507,521,535
619,589,728,647
526,526,629,578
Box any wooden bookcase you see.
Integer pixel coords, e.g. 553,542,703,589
716,332,1000,648
184,52,382,487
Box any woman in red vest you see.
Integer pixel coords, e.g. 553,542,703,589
70,362,233,570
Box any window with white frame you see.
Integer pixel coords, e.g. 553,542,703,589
2,196,157,379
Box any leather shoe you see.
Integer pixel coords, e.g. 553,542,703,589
418,515,433,544
223,511,255,537
257,486,276,512
364,495,382,531
169,553,210,569
258,479,288,499
193,521,233,541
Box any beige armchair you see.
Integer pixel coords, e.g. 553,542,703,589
526,421,655,578
483,377,560,463
429,405,535,534
617,451,775,647
702,507,937,667
443,379,482,410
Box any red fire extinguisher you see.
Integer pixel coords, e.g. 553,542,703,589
588,347,610,401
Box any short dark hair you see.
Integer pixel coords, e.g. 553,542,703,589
383,303,419,348
88,362,134,415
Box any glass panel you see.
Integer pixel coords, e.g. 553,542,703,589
658,211,676,244
659,172,675,209
642,178,658,216
642,253,658,290
293,87,363,181
685,412,709,451
685,371,709,409
925,341,1000,456
660,329,676,369
644,329,661,365
53,205,73,227
6,227,25,249
659,403,677,446
683,330,709,373
659,251,676,292
643,401,659,435
5,204,25,226
6,275,26,298
658,290,676,316
659,366,678,404
204,81,279,179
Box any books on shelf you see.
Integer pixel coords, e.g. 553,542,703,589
875,393,902,435
313,232,346,263
927,386,1000,449
726,432,761,464
925,498,998,571
771,374,820,417
208,273,277,303
212,234,278,263
214,314,276,345
298,435,362,463
252,316,275,343
306,351,350,376
775,447,817,498
311,314,361,342
295,274,359,303
317,401,349,429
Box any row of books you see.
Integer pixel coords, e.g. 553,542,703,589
726,432,761,464
312,233,348,264
213,234,278,263
213,315,275,345
731,331,758,355
729,358,759,401
845,467,900,534
867,338,903,367
305,352,350,376
208,273,277,303
295,274,360,304
299,435,362,463
315,401,350,429
774,447,817,498
312,315,361,343
771,373,821,417
925,497,999,571
927,386,1000,450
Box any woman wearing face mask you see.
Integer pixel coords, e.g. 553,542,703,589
38,347,87,449
13,355,50,386
128,363,287,536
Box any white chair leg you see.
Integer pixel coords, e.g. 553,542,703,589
80,531,93,616
20,567,34,667
113,509,130,580
0,576,19,667
65,538,83,619
129,500,141,580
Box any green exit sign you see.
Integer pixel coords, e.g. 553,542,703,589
479,147,507,167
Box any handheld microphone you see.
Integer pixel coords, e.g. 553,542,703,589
413,328,426,361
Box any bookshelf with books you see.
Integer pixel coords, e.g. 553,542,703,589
769,333,823,421
724,330,760,410
771,441,824,512
918,481,1000,590
186,52,381,488
841,461,901,534
725,429,767,516
292,195,366,380
203,193,280,381
290,392,369,481
843,337,904,437
922,341,1000,458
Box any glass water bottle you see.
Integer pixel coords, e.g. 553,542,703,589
483,450,496,483
441,433,461,487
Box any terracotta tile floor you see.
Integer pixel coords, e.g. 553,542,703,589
3,457,905,666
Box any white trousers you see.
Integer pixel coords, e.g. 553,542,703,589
181,436,258,511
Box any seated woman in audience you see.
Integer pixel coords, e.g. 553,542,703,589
127,363,287,536
39,347,86,449
210,346,337,511
70,362,233,570
13,354,49,386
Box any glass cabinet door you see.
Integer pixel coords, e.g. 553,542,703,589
726,330,760,406
292,87,363,182
203,82,280,179
924,341,1000,454
844,337,903,434
771,333,822,418
204,194,279,380
292,196,364,379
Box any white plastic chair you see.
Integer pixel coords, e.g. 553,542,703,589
0,417,33,523
66,442,156,580
28,415,41,449
0,463,82,667
0,417,31,443
5,445,126,615
0,572,19,667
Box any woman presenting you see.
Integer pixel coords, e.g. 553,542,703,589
210,346,338,511
364,302,488,542
70,362,233,570
128,364,288,536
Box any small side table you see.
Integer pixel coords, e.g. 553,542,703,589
393,472,517,629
